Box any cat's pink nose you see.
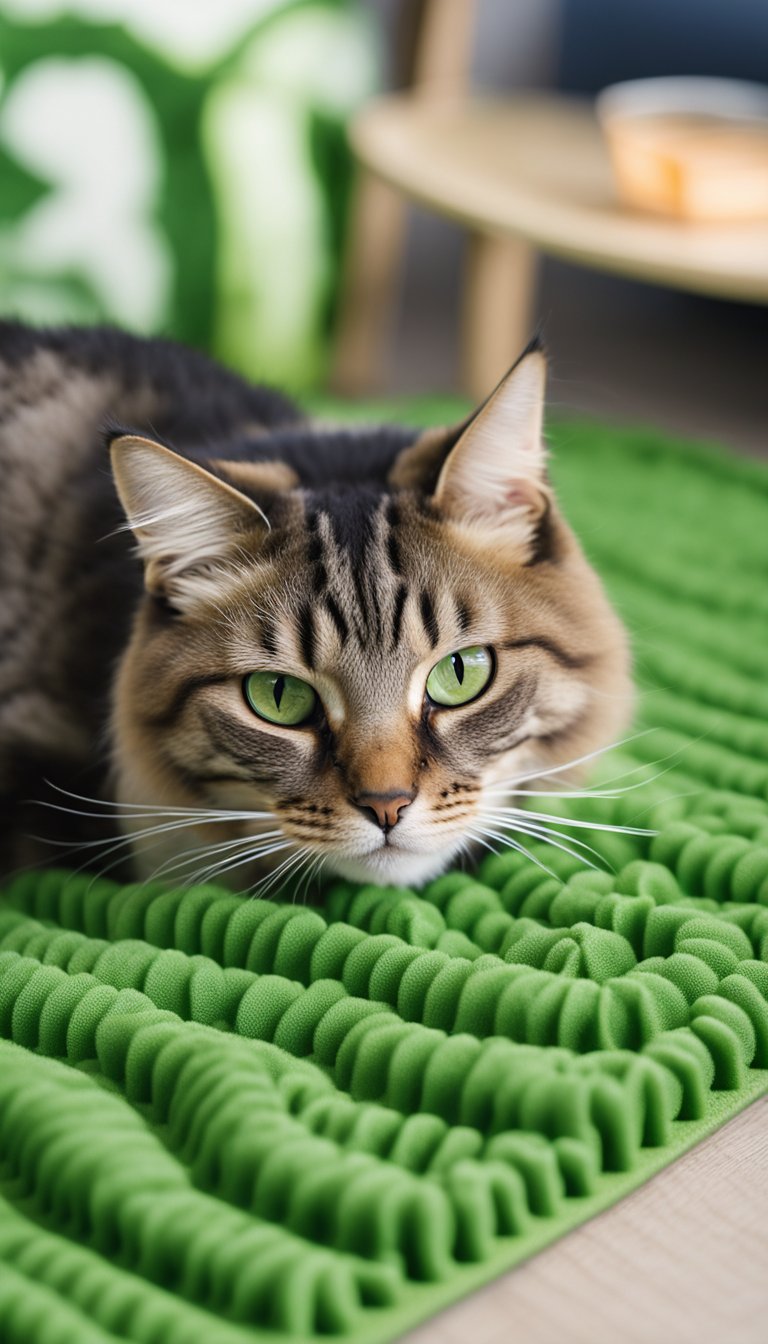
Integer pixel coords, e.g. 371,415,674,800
353,791,414,833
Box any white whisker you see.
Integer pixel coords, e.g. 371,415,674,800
38,815,231,879
509,828,598,872
485,813,610,870
489,728,657,791
253,844,310,901
486,806,655,837
465,822,559,881
486,747,689,804
34,798,273,826
38,782,274,822
176,839,291,890
33,816,279,863
159,840,288,891
143,830,285,886
294,849,325,906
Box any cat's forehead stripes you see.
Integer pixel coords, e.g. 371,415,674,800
300,490,406,651
262,489,474,667
418,590,440,649
234,488,487,727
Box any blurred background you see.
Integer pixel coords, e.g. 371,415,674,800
0,0,765,451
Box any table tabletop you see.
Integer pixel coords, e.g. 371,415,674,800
351,93,768,303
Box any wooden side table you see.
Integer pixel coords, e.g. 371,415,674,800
333,92,768,398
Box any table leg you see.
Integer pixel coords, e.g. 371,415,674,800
330,171,406,395
462,232,539,400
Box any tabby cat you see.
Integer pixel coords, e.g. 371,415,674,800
0,322,632,890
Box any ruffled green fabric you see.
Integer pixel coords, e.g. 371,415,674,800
1,417,767,1342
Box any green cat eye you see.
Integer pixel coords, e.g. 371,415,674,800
426,646,494,707
244,671,316,726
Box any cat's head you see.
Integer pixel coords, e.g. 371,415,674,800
110,344,632,889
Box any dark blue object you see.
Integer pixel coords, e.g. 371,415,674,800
557,0,768,92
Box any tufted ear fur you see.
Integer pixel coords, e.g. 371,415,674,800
434,343,549,543
110,434,268,609
389,341,551,557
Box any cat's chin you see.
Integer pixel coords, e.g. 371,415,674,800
325,844,458,888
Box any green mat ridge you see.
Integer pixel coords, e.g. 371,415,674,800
1,416,768,1342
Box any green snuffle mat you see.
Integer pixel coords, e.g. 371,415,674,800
2,415,768,1343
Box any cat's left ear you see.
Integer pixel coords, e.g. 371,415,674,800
390,341,551,555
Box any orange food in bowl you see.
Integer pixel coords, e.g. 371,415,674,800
597,79,768,222
603,114,768,221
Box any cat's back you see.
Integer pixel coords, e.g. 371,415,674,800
0,320,300,467
0,320,304,556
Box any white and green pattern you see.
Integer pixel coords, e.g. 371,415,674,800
0,0,377,387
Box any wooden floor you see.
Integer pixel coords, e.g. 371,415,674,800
405,1096,768,1344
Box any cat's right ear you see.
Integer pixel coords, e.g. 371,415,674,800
109,433,268,609
388,339,551,558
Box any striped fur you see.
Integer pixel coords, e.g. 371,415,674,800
0,322,632,887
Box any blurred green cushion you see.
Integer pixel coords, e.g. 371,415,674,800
0,1,375,388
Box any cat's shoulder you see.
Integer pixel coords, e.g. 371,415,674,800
0,320,302,436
